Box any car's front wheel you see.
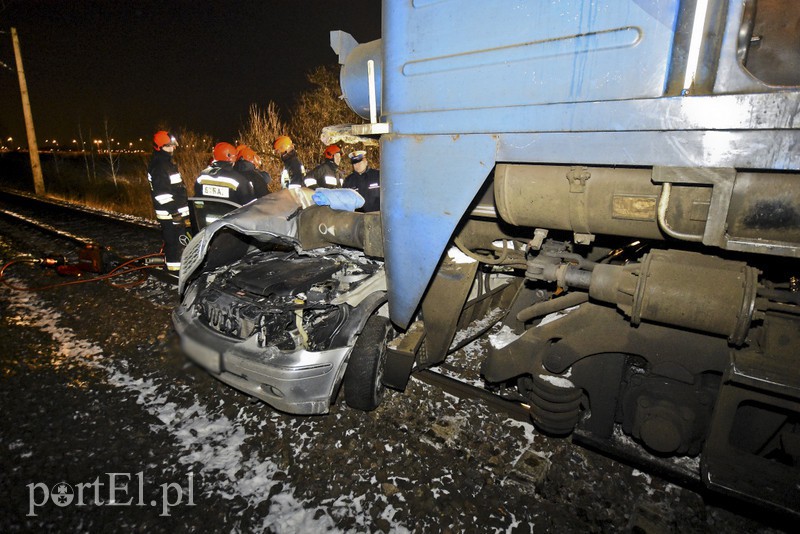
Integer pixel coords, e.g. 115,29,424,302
344,315,394,411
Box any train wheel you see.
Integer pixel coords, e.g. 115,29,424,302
344,315,394,411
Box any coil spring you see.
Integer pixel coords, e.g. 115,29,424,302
518,374,583,435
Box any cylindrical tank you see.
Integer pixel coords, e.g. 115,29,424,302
589,250,759,345
339,39,383,120
494,164,714,240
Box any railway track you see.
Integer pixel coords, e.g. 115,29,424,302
0,188,162,255
0,188,180,304
0,188,178,285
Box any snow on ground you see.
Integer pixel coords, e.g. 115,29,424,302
2,284,340,532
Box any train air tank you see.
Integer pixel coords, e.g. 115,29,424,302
331,31,382,121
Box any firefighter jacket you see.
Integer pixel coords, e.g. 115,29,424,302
280,150,306,189
304,159,343,189
147,149,189,221
233,159,271,198
194,161,256,206
343,167,381,213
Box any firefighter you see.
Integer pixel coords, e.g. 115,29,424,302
304,145,344,189
343,150,380,212
147,130,190,272
194,142,256,205
233,145,270,198
273,135,305,189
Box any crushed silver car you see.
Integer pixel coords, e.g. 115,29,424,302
173,190,392,414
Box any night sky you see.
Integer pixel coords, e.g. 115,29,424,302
0,0,381,148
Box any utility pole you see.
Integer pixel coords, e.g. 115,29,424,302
11,27,45,195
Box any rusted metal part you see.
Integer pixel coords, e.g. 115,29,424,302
703,313,800,516
653,166,800,257
518,374,583,435
298,206,383,258
525,247,760,346
497,164,800,258
516,292,589,323
506,303,730,379
495,165,668,240
384,320,425,391
483,302,731,434
420,255,480,367
588,249,760,346
414,370,531,423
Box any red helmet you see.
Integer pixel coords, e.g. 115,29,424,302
153,131,177,151
273,135,293,154
237,145,258,163
323,145,341,160
213,142,237,162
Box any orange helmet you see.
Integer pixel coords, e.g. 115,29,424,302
153,131,177,151
237,145,258,163
213,142,237,162
273,135,293,154
323,145,341,160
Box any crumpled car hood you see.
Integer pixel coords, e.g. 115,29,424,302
179,189,310,293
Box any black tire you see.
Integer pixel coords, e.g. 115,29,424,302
344,315,393,411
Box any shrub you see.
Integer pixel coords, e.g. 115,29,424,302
173,129,213,196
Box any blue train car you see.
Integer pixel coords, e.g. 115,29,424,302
332,0,800,515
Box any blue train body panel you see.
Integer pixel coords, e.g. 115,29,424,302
335,0,800,328
383,0,679,120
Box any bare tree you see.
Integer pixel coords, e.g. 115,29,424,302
77,124,91,182
173,128,213,196
88,128,97,181
290,65,378,168
238,102,286,191
103,118,119,187
237,66,374,192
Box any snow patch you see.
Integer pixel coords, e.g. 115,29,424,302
447,246,477,264
489,325,521,350
537,374,575,389
538,305,580,327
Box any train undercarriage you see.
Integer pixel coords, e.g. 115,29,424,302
381,164,800,516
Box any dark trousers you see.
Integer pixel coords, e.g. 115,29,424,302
159,219,186,269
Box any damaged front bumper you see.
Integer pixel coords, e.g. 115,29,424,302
173,303,351,415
